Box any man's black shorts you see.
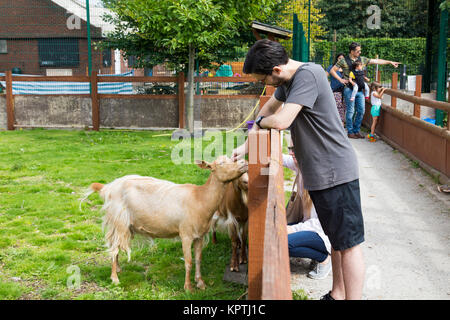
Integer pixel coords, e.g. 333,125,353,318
309,179,364,251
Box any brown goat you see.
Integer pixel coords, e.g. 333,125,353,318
82,156,247,291
211,171,248,272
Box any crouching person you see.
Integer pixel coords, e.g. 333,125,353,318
284,144,331,280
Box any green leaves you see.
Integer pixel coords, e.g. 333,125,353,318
102,0,281,69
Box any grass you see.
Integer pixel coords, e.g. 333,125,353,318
0,129,250,300
0,128,308,300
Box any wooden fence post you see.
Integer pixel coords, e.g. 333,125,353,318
247,130,270,300
261,130,292,300
90,72,99,131
391,72,398,109
5,70,14,130
178,72,185,129
413,75,422,118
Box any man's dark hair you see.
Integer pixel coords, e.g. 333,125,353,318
243,39,289,75
349,42,361,53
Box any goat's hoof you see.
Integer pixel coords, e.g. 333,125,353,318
239,258,248,265
230,266,239,272
196,280,206,290
184,283,193,292
111,277,120,285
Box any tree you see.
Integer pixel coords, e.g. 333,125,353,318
316,0,428,40
102,0,280,132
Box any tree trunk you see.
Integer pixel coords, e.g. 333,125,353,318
186,44,195,133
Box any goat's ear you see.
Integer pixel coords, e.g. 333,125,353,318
195,160,212,170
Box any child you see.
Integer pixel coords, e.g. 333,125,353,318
367,82,387,142
349,61,370,101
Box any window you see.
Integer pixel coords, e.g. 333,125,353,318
102,49,112,67
38,38,79,67
0,40,6,54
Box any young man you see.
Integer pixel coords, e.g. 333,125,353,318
329,42,399,139
231,39,365,300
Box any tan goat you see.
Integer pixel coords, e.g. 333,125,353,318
83,156,247,291
211,171,248,272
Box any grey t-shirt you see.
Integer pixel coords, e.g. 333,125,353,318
274,63,359,191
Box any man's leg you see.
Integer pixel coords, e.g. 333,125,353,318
343,87,355,134
330,248,345,300
341,244,365,300
353,91,365,134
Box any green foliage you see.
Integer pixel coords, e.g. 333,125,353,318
316,0,428,40
101,0,282,70
440,0,450,11
314,37,427,69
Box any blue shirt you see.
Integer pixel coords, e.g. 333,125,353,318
326,65,344,92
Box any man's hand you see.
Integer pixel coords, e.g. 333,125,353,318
390,61,400,68
231,143,247,162
340,78,349,85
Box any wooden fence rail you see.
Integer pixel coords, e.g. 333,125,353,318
248,129,292,300
364,74,450,181
0,70,257,131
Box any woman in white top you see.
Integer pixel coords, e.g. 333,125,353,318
284,143,332,280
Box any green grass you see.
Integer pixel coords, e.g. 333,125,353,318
0,129,250,300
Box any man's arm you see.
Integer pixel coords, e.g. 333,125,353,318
230,95,283,161
258,103,303,131
369,59,400,68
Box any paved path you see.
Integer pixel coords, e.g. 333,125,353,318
289,137,450,300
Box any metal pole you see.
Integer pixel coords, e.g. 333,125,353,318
307,0,311,61
86,0,92,79
436,8,448,127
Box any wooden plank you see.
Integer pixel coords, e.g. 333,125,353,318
413,75,422,118
261,130,292,300
178,72,185,129
98,94,177,99
391,72,398,109
194,76,257,83
382,87,450,113
247,130,270,300
11,76,90,82
91,73,99,131
97,76,177,83
5,70,14,130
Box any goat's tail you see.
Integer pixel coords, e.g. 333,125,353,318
101,186,133,263
78,183,105,211
79,181,132,262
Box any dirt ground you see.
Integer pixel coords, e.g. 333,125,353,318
289,137,450,300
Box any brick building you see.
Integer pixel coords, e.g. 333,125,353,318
0,0,144,76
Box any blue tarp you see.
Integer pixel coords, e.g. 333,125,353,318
0,71,134,94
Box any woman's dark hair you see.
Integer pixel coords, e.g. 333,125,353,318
334,52,345,65
349,42,361,53
243,39,289,75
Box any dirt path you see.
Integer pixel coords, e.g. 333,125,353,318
289,137,450,300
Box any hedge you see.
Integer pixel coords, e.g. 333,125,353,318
313,37,449,71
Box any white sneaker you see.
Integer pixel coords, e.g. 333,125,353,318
307,261,332,280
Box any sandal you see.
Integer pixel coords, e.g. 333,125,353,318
437,184,450,193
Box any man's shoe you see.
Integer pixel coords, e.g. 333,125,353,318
356,132,365,139
347,133,358,139
320,291,336,300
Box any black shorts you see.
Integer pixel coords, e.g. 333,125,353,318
309,179,364,251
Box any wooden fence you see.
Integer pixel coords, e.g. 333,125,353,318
247,86,292,300
364,73,450,181
0,70,257,131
